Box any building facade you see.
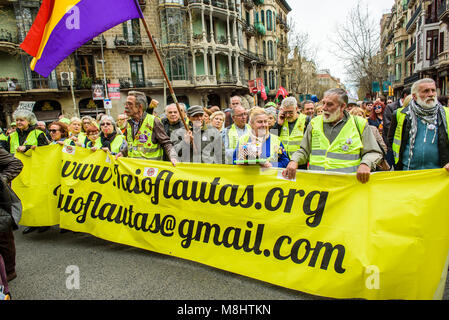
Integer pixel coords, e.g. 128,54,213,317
0,0,292,128
381,0,449,98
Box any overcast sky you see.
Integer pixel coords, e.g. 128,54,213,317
288,0,394,91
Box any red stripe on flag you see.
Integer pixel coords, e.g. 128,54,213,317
20,0,55,57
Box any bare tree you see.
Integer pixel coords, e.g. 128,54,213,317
329,0,387,98
287,18,320,96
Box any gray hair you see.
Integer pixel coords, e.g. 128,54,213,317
165,103,186,113
231,105,246,116
280,96,298,109
13,109,38,125
411,78,436,95
324,88,348,106
99,115,119,133
128,91,148,110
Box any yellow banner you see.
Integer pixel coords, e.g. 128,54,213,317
12,145,449,300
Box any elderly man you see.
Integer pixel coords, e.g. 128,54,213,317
388,78,449,172
282,88,383,183
124,91,177,165
222,106,251,164
177,106,223,164
272,96,308,159
224,95,243,127
161,103,184,139
116,114,127,135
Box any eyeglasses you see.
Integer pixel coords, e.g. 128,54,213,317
283,111,296,115
101,122,112,126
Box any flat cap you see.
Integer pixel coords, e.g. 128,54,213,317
187,105,204,117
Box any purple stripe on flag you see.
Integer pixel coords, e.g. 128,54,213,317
34,0,143,77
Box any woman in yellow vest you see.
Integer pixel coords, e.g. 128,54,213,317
6,109,48,154
234,107,289,168
90,115,127,156
68,117,88,147
48,121,75,146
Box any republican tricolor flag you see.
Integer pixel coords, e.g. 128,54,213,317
20,0,144,77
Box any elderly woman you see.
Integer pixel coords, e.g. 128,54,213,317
48,121,75,146
90,115,127,156
84,125,100,148
6,109,48,154
233,107,289,168
68,117,87,147
210,111,225,132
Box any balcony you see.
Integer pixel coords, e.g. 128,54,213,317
243,0,254,10
194,75,217,86
405,43,416,60
114,35,154,52
439,0,449,22
217,74,238,85
0,28,19,54
187,0,237,11
406,4,421,33
242,22,255,37
404,73,419,86
118,77,170,89
0,78,25,93
438,50,449,67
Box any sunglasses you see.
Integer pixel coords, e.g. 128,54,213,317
374,106,382,110
49,129,59,133
101,122,112,126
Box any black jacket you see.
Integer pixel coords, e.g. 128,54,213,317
383,99,402,148
387,106,449,170
0,147,24,232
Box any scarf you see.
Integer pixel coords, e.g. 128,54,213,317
100,131,117,151
406,99,446,170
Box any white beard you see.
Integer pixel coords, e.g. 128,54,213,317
417,96,437,109
323,107,341,123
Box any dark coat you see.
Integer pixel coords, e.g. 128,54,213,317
0,148,23,232
387,106,449,170
383,99,402,148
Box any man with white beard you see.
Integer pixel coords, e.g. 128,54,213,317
282,88,383,183
388,78,449,171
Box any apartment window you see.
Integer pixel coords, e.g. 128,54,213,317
77,55,95,79
261,10,265,26
417,34,422,62
268,41,274,60
395,63,401,81
426,29,439,60
130,55,145,87
165,51,188,81
269,70,275,90
123,19,141,44
160,8,185,44
266,10,273,31
440,32,445,53
263,41,266,58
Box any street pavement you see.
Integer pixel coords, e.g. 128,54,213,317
7,225,449,300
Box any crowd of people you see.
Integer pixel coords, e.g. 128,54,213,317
0,79,449,299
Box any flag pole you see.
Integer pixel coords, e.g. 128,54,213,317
136,8,189,132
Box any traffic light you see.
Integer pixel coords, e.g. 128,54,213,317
388,86,394,97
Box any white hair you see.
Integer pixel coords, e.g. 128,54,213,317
13,109,38,125
280,96,298,109
411,78,436,95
